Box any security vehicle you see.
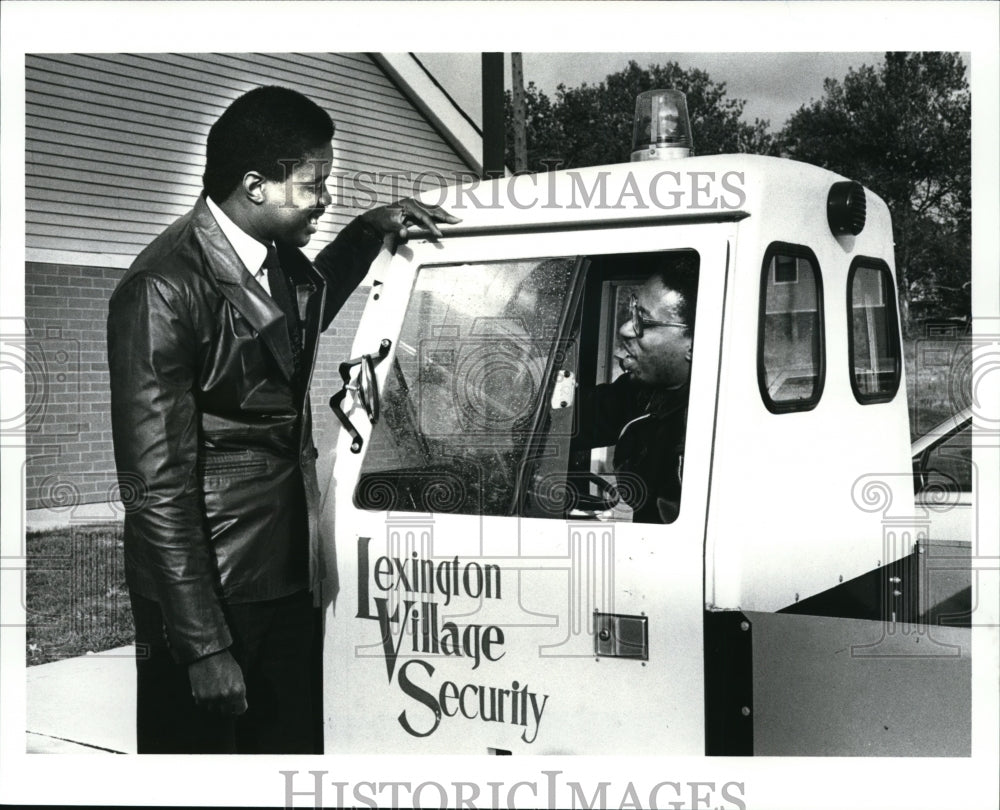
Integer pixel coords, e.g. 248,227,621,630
319,90,971,755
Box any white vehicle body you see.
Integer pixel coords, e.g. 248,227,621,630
319,155,969,755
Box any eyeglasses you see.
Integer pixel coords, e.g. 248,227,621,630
627,293,686,339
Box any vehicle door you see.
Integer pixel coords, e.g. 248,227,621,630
322,221,732,754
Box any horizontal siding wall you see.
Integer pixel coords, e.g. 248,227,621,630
24,53,475,511
26,52,474,267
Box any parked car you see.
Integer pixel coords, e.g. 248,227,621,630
912,406,973,500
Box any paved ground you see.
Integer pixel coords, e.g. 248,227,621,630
25,504,125,533
24,508,133,753
26,646,136,754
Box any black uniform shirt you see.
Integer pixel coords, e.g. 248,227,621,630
573,373,689,523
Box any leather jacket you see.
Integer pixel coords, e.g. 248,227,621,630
108,195,381,663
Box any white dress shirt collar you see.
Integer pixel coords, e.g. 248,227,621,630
205,194,271,295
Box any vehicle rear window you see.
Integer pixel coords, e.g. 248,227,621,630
757,243,825,413
848,258,901,403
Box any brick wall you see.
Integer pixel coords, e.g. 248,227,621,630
25,263,121,510
25,262,367,511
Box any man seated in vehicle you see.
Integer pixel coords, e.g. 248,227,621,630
572,256,697,523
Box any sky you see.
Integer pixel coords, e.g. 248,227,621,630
415,52,889,132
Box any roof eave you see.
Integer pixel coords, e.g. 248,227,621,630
371,53,484,176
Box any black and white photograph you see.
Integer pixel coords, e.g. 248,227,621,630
1,1,998,808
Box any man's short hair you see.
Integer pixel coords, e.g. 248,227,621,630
203,86,335,203
648,251,699,337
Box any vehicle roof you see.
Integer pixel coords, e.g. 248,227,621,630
411,153,891,236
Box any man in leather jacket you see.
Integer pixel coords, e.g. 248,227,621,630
107,86,456,753
572,258,697,523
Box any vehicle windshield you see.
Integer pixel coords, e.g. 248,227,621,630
356,257,579,515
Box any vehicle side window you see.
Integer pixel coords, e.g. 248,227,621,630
848,258,901,403
561,250,699,525
757,243,825,413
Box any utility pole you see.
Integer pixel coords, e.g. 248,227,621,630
511,52,527,172
481,53,505,179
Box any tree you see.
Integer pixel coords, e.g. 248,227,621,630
780,52,971,332
504,60,775,173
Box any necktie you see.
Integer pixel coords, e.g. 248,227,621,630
263,245,303,384
253,265,270,296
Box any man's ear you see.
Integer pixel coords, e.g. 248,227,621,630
241,171,267,205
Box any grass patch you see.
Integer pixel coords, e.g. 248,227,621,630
26,522,133,666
